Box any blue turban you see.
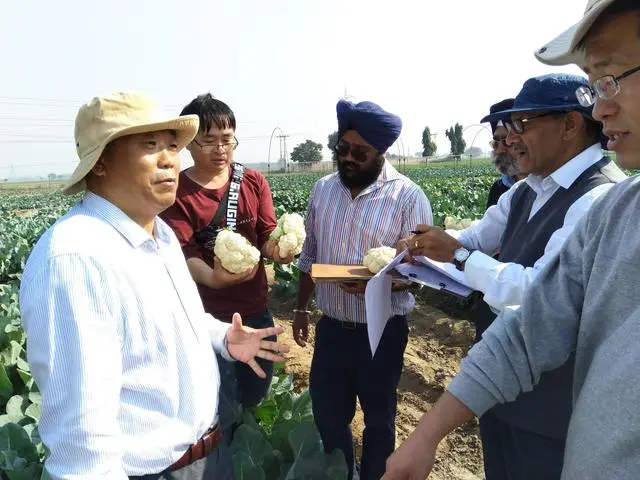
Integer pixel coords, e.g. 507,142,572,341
336,99,402,153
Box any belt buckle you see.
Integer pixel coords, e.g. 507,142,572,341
339,320,357,330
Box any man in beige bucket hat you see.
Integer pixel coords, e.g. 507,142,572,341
382,1,640,479
19,91,290,479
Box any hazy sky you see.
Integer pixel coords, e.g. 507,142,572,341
0,0,586,178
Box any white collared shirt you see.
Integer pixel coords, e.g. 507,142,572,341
19,191,232,478
450,144,620,311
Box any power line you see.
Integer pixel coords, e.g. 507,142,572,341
0,140,69,143
0,116,73,122
0,160,77,168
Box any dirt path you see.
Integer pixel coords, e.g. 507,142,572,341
268,289,484,480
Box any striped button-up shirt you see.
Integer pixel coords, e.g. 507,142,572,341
298,161,433,323
19,191,232,479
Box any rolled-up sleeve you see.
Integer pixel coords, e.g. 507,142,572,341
20,255,128,479
297,184,318,274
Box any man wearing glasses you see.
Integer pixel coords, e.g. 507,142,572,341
294,99,433,480
404,72,626,480
382,1,640,479
485,98,526,209
160,93,293,435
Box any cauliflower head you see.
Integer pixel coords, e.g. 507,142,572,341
214,229,261,274
363,246,397,274
444,216,476,230
270,212,306,259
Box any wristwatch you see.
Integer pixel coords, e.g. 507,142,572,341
453,247,474,271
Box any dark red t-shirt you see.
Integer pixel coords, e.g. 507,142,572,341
160,165,276,321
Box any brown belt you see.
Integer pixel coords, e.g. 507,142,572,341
169,425,221,471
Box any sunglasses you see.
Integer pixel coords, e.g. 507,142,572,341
504,112,564,135
334,141,378,163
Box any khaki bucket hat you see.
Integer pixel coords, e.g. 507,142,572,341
534,0,617,66
63,91,199,195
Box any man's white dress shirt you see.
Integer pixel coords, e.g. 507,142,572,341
20,191,232,478
450,144,617,311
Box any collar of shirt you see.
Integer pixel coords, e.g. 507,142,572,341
82,191,171,250
525,143,603,195
501,175,517,188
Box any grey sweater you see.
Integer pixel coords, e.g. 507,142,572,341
449,175,640,480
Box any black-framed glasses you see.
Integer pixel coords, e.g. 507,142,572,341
334,141,378,163
504,112,563,135
193,136,239,153
576,65,640,107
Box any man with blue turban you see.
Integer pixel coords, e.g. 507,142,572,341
293,99,434,480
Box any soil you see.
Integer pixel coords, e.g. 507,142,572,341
267,287,484,480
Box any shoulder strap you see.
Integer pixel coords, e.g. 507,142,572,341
193,163,245,249
225,163,245,228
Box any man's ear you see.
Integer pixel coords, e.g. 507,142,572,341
563,111,584,140
92,142,114,177
91,157,107,177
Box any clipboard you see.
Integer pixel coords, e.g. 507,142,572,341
310,263,405,283
393,262,474,298
310,264,372,282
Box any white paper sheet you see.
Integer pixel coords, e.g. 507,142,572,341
414,255,472,287
364,249,407,357
394,262,474,298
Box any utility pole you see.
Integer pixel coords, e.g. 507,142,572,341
277,134,289,172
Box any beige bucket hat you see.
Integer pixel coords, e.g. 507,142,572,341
534,0,617,66
63,91,199,195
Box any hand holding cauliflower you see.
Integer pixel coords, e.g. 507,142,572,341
269,212,306,260
214,229,261,274
363,246,397,274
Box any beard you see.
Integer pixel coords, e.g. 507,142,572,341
338,155,385,189
492,151,520,177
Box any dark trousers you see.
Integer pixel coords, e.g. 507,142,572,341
216,309,275,444
128,443,233,479
309,315,409,480
480,412,565,480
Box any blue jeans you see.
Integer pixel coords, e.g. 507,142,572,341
216,309,276,444
309,315,409,480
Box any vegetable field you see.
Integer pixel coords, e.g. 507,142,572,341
0,163,497,479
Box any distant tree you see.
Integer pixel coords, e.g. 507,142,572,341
421,126,437,157
464,146,483,157
291,140,323,163
327,130,339,166
48,173,56,181
445,123,467,156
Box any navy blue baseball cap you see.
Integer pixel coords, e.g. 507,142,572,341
483,98,515,134
481,73,595,124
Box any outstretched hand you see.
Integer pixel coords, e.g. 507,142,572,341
225,313,291,378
